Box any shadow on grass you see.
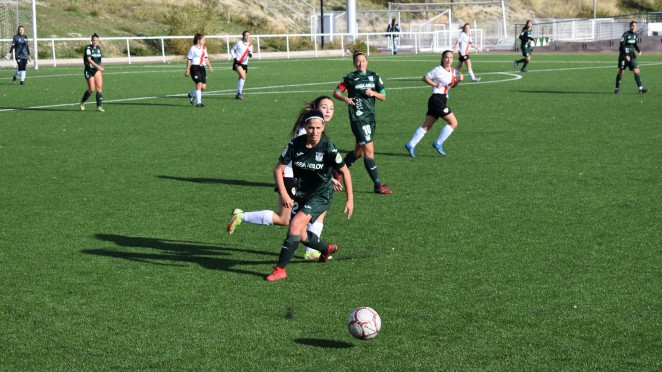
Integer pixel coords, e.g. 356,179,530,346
515,90,614,94
157,175,273,188
82,233,279,278
295,338,354,348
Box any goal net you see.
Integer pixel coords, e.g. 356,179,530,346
1,0,34,67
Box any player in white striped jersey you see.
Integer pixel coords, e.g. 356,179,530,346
230,31,253,99
185,33,214,107
405,50,463,157
452,23,481,82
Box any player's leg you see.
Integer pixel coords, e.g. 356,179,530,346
632,66,647,93
305,211,326,260
466,59,479,81
521,54,531,72
81,75,95,109
18,58,27,84
406,115,437,157
433,112,458,156
195,81,204,105
266,210,311,281
94,73,104,111
235,66,246,98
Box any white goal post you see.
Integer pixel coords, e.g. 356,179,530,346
0,0,38,69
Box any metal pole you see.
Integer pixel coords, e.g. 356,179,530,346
593,0,597,19
31,0,38,69
320,0,324,49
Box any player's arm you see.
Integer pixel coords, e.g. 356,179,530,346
365,88,385,101
206,56,213,73
274,162,293,208
334,82,355,106
337,164,353,219
185,59,191,76
423,75,439,88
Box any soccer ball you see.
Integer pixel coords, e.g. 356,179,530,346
347,307,381,340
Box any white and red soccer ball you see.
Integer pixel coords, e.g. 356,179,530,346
347,307,381,339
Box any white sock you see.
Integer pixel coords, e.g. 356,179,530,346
436,125,454,145
468,69,476,80
409,126,427,147
237,78,245,94
190,89,196,97
306,221,324,252
242,210,274,225
20,71,26,81
195,90,201,104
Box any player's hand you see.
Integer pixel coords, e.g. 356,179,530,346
98,66,104,72
458,72,464,81
208,66,213,73
626,55,631,62
638,51,642,57
281,194,294,209
332,178,343,192
345,97,355,106
344,200,353,219
4,53,10,60
364,88,374,97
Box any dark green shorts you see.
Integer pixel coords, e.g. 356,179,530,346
618,55,638,71
292,194,332,223
521,45,532,57
350,120,375,145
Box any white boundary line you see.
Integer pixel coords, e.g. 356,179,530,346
1,63,659,112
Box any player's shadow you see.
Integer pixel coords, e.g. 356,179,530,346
110,102,184,107
294,338,354,349
516,90,613,95
157,175,273,188
81,233,278,278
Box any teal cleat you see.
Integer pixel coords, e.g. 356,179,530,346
405,143,416,157
432,142,446,156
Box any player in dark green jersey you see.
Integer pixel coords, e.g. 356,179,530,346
514,20,534,72
9,26,30,85
333,51,393,195
615,20,648,94
79,33,105,112
265,109,354,281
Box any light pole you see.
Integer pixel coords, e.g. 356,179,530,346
320,0,324,49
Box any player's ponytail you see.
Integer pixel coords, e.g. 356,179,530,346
193,33,203,45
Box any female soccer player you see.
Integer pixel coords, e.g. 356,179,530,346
80,33,105,112
614,20,648,94
333,51,392,195
452,23,481,82
9,26,30,85
230,31,253,99
265,109,354,281
514,20,534,72
185,33,214,107
227,96,340,260
405,50,464,157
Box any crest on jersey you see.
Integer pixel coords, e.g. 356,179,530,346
368,75,374,81
315,152,324,162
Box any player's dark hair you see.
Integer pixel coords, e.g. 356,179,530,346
16,26,24,34
290,96,333,138
630,20,638,26
352,51,366,63
91,33,99,41
242,30,250,38
441,49,453,60
522,20,532,32
193,33,204,45
460,23,470,31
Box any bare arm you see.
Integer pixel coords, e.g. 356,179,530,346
274,162,293,208
337,165,353,219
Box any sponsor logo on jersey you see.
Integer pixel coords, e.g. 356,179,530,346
296,152,304,157
295,161,324,170
356,110,363,116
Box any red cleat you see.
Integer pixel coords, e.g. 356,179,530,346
265,266,287,281
374,184,393,195
319,244,337,262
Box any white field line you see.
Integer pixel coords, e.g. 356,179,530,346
1,63,660,112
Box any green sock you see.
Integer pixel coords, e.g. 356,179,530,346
277,234,301,268
615,73,622,89
364,157,381,187
344,151,358,168
634,73,642,88
81,90,91,102
96,92,103,107
301,231,328,252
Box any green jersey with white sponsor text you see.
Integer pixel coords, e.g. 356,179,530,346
279,135,345,200
336,70,385,125
619,31,640,57
84,44,102,73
